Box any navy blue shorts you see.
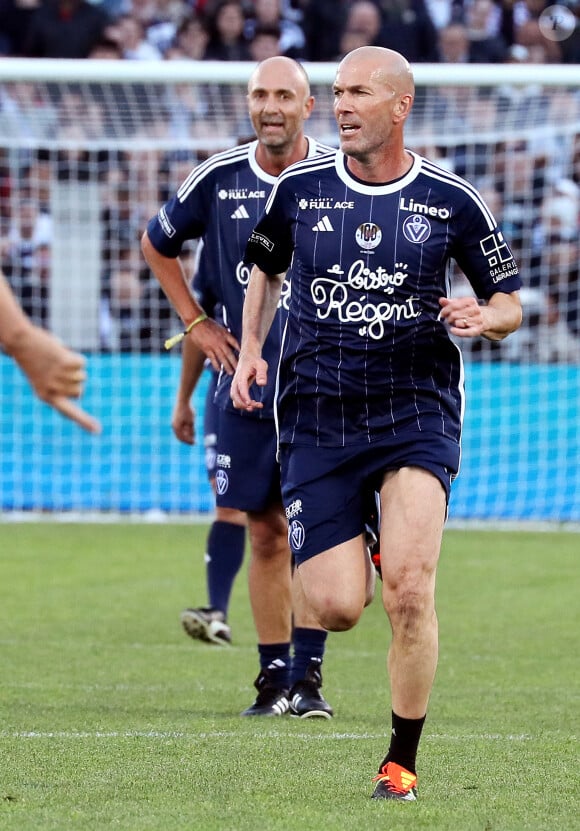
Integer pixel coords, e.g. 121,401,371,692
280,433,459,564
203,371,219,481
215,408,281,512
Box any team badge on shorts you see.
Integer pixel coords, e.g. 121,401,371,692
215,469,229,495
289,519,305,550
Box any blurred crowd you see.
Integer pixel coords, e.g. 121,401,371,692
0,0,580,64
1,0,580,360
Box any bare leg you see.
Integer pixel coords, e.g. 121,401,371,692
297,535,368,632
247,501,292,644
379,467,446,719
291,564,322,629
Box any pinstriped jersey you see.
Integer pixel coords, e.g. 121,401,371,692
146,137,332,418
244,150,522,447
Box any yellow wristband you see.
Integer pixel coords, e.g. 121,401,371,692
164,312,208,350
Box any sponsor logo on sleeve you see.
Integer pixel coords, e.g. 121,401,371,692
480,231,519,281
158,206,176,238
248,231,274,252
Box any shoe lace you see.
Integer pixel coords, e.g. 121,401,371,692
372,762,417,795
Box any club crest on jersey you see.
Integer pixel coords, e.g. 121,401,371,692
288,519,305,550
355,222,382,250
402,214,432,244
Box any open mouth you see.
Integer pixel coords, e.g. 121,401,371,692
340,123,360,135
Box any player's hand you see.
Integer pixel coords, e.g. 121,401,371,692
172,399,195,445
188,318,240,375
12,326,101,433
438,296,486,338
230,353,268,412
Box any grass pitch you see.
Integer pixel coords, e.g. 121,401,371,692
1,523,578,831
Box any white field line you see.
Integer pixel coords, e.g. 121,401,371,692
0,730,553,742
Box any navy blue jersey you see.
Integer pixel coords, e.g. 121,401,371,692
244,150,522,447
146,138,332,418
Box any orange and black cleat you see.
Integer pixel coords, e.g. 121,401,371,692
371,761,418,801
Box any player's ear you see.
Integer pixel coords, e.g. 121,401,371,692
394,94,413,122
304,95,315,120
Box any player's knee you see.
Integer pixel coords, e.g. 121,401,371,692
383,584,433,637
315,595,363,632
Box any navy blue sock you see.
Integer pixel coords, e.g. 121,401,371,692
258,643,291,690
290,627,328,685
206,520,245,618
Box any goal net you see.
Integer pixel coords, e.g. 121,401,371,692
0,59,578,521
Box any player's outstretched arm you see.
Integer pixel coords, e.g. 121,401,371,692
0,271,101,433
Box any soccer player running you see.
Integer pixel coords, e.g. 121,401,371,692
0,268,100,433
141,57,335,717
231,46,522,797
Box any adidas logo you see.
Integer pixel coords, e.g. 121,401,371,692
400,770,417,788
231,204,250,219
312,215,334,231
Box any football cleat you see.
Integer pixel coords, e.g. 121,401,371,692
180,606,232,645
289,659,334,719
241,668,289,716
371,761,418,801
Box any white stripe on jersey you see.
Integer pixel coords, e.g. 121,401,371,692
263,151,337,214
178,140,334,205
177,143,251,202
419,157,497,230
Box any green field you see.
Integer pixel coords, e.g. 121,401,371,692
1,523,578,831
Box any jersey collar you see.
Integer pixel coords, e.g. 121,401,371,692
335,149,421,194
248,137,319,184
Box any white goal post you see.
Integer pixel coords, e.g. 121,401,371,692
0,59,579,520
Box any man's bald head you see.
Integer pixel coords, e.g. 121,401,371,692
248,56,311,98
337,46,415,99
